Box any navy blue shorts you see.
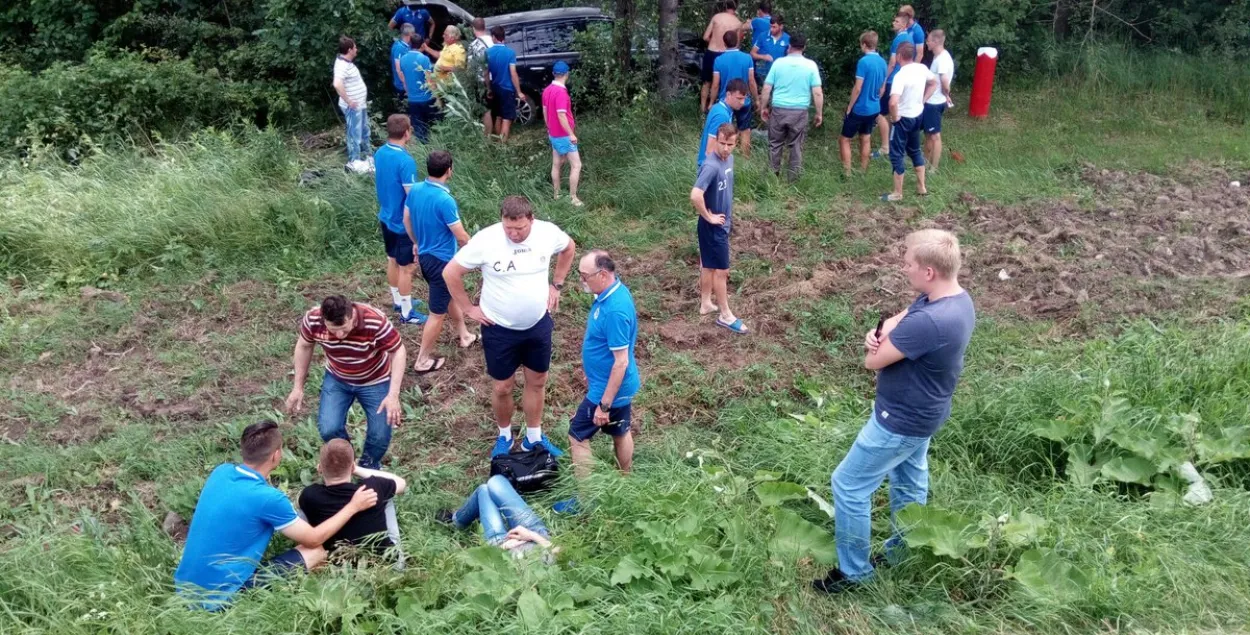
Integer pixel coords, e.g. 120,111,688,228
922,102,947,134
889,115,925,175
380,223,415,266
418,254,451,315
697,218,731,270
239,548,305,591
482,313,553,380
841,111,879,138
490,88,518,121
701,50,721,83
568,398,633,442
733,104,753,130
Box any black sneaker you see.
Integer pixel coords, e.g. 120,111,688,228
434,509,455,526
811,568,859,594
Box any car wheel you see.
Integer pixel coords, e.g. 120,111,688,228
515,93,537,126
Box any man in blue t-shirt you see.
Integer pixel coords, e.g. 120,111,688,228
711,31,760,157
174,421,380,610
374,115,427,326
697,78,746,168
403,149,476,374
840,31,887,175
389,1,433,42
485,26,522,142
877,13,914,157
747,2,773,51
812,229,976,595
568,250,640,477
899,4,926,61
390,24,415,102
692,122,747,335
751,13,790,86
398,36,435,143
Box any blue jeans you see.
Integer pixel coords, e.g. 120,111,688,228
342,106,371,162
317,371,392,469
832,412,931,581
453,475,550,545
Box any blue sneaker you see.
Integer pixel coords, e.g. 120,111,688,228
521,433,564,457
552,497,581,515
491,435,513,458
398,309,428,325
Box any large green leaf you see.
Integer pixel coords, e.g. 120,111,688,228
1007,548,1090,601
516,589,551,629
1110,426,1185,471
687,550,741,590
460,545,509,571
1065,443,1102,487
1196,427,1250,464
770,508,835,565
1000,511,1048,547
1031,417,1081,442
1093,392,1131,444
897,504,987,559
755,481,809,506
1100,455,1157,485
610,555,653,585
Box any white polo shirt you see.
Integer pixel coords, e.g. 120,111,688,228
890,62,935,119
454,220,571,330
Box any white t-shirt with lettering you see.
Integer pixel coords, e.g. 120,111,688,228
454,220,571,330
927,50,955,105
890,62,936,119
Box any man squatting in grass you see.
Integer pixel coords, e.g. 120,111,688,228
374,114,428,325
922,30,955,173
286,295,406,470
543,61,583,206
692,122,748,335
884,41,937,202
701,0,743,114
299,439,407,566
485,25,522,142
710,30,760,158
174,421,379,610
812,229,976,594
697,78,747,170
841,31,887,175
403,149,478,374
442,196,577,458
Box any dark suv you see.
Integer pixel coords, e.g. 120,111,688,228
402,0,704,125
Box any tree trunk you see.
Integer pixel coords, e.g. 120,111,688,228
658,0,680,100
615,0,636,71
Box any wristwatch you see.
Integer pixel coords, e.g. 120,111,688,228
599,400,611,412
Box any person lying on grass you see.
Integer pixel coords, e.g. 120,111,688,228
173,421,379,611
298,439,407,564
436,475,557,559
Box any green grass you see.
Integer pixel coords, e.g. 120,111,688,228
1,75,1250,634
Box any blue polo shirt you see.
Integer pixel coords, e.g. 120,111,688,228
750,16,771,48
697,100,733,168
404,179,461,262
391,6,432,40
714,50,755,107
755,32,789,78
399,50,434,103
853,52,887,116
173,463,298,610
888,31,911,81
390,40,411,92
486,44,517,92
582,280,640,407
908,23,927,50
374,143,417,234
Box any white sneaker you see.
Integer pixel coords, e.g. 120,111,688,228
346,159,369,174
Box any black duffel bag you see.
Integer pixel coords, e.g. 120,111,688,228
489,446,560,494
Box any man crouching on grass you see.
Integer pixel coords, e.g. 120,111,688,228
299,439,407,564
812,229,976,594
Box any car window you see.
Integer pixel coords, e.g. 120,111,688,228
503,24,525,57
524,20,577,54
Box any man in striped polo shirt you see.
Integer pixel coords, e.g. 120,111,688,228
285,295,408,469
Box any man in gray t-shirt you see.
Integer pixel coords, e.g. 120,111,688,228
813,229,976,595
690,123,747,335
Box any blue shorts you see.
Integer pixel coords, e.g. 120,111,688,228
490,88,518,121
418,254,451,315
568,398,633,442
733,104,753,131
889,115,925,175
239,548,305,591
482,313,553,380
549,135,579,156
922,102,947,134
697,217,731,270
841,111,879,138
701,50,721,83
380,222,415,266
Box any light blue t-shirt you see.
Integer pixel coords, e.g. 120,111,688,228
750,16,772,48
582,280,641,406
405,179,461,262
486,44,517,92
697,100,733,168
374,143,417,234
888,31,911,81
853,52,887,116
173,464,299,610
714,50,755,107
390,40,411,92
874,292,977,437
764,54,821,109
399,50,434,103
755,32,790,78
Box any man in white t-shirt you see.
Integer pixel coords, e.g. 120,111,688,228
332,37,371,174
468,17,495,138
922,30,954,173
883,42,936,203
443,196,577,458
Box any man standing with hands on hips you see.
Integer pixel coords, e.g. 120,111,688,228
442,196,577,458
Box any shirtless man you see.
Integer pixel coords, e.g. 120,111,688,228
701,0,744,114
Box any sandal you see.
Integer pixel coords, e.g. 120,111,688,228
716,318,749,335
413,357,446,374
880,193,903,203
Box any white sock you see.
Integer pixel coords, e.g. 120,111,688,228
399,296,412,316
526,427,542,443
390,287,401,305
498,427,513,441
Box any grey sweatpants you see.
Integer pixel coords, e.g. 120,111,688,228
768,107,809,182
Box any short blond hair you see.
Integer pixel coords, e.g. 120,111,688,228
929,29,946,46
319,439,355,479
906,229,961,279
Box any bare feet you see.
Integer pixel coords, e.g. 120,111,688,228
458,332,481,348
699,302,719,316
570,197,584,207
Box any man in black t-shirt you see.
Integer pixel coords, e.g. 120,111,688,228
298,439,407,554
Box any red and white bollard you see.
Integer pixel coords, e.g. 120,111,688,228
968,47,998,119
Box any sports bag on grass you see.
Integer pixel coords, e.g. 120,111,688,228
490,446,560,494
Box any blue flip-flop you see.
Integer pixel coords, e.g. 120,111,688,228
716,318,749,335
